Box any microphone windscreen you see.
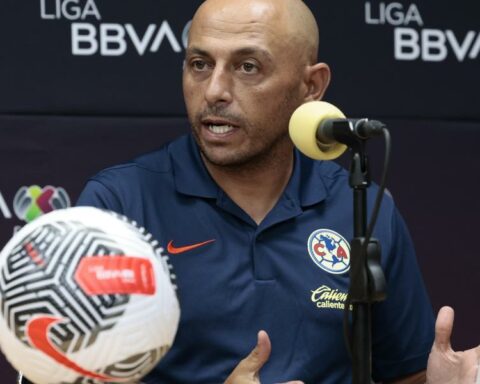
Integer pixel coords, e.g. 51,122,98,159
289,101,348,160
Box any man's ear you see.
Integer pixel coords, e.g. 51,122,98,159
303,62,331,101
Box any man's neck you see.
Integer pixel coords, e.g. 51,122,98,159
203,144,295,225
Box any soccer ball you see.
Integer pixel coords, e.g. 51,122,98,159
0,207,180,384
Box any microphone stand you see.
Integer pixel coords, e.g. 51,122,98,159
334,122,387,384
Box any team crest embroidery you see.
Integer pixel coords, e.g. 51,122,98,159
307,229,350,274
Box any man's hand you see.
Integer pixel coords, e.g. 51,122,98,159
224,330,304,384
426,306,480,384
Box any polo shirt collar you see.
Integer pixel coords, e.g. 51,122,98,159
171,134,218,198
171,134,328,207
289,149,328,208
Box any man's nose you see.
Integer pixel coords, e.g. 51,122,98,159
204,67,233,106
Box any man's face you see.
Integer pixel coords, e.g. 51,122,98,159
183,2,307,168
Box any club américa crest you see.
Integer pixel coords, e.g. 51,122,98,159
307,229,350,274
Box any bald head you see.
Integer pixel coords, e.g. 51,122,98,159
189,0,320,64
183,0,330,172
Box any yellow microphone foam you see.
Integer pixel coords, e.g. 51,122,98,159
289,101,348,160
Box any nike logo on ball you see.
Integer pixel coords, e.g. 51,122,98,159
25,315,120,381
167,239,215,254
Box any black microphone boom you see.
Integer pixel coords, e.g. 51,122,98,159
289,101,387,161
317,118,386,147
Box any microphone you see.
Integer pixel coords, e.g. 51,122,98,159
289,101,386,160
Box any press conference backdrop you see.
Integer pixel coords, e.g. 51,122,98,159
1,0,479,380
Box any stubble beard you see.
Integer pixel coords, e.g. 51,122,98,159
190,94,301,173
191,118,296,178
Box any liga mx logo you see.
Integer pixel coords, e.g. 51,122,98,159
307,229,350,275
13,185,70,223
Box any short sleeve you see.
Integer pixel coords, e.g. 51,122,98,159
76,179,123,212
371,208,435,382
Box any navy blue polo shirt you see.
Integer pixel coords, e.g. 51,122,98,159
77,134,434,383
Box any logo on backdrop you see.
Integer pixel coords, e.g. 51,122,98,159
364,2,480,62
38,0,191,56
307,229,350,275
0,192,12,220
13,185,71,223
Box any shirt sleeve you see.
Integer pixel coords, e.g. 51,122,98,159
371,207,435,382
76,179,123,212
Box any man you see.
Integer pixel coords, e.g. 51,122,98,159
77,0,480,383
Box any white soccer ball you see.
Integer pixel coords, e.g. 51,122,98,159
0,207,180,384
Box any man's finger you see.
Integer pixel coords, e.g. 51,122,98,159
434,306,455,352
226,329,271,381
242,330,271,374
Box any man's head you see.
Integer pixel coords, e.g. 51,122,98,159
183,0,330,168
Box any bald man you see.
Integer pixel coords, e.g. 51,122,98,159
183,0,326,225
77,0,480,383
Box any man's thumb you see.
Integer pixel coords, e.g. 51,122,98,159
242,330,271,374
232,330,272,380
434,306,454,352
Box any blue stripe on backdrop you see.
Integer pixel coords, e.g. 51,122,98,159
0,0,479,118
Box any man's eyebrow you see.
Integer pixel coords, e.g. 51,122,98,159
185,46,273,62
185,47,210,57
232,47,273,61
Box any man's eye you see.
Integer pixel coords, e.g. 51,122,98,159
192,60,207,71
241,62,258,73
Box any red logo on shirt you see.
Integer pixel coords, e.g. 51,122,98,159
167,239,215,254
